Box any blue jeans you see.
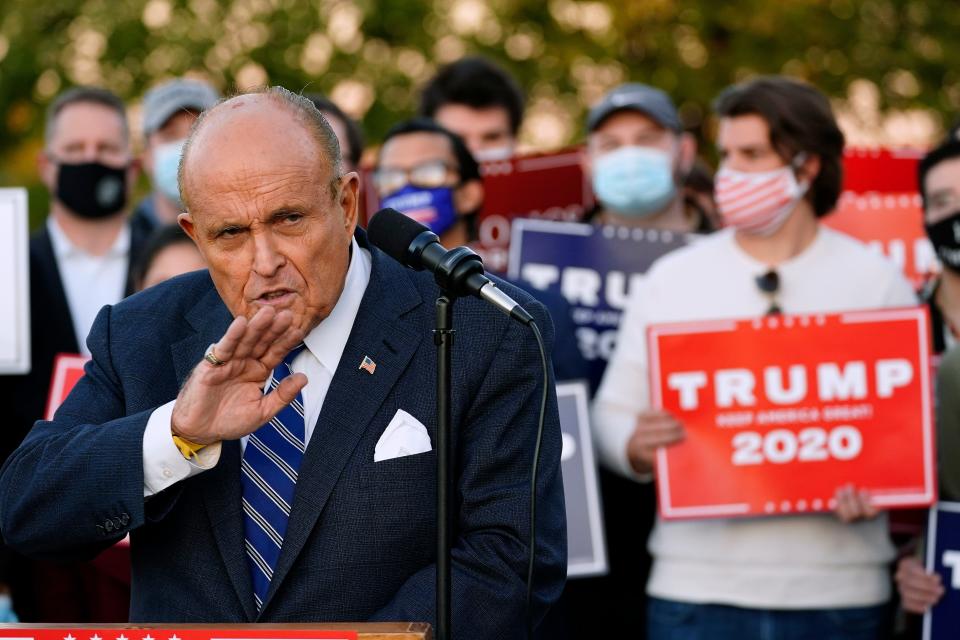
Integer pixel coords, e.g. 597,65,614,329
647,597,888,640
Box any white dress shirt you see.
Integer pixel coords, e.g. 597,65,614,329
47,217,130,355
142,238,372,496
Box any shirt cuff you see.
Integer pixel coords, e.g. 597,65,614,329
143,400,222,497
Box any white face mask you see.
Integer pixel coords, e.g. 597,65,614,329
714,155,809,236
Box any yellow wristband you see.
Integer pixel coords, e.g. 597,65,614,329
172,434,207,460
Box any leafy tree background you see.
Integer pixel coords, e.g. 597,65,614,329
1,0,958,226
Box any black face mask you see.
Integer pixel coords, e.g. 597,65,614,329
56,161,128,220
926,210,960,275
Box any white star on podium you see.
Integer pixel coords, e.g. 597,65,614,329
117,634,128,640
63,634,75,640
91,634,103,640
144,635,154,640
170,634,181,640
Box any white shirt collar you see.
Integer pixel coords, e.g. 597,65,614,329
47,215,131,260
302,237,372,374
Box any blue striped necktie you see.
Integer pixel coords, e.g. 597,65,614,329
241,343,308,611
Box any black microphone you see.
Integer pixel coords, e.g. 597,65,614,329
367,208,534,325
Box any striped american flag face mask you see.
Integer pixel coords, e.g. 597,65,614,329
715,153,809,236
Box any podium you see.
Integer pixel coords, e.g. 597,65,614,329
0,624,432,640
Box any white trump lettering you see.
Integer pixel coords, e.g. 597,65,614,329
817,362,868,401
716,369,756,408
876,359,913,398
764,365,807,405
667,372,708,410
943,550,960,589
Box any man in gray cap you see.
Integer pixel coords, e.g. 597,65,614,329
132,78,219,233
583,83,709,232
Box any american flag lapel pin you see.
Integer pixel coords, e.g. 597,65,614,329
359,355,377,374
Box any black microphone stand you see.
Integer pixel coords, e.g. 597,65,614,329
434,293,454,640
430,246,486,640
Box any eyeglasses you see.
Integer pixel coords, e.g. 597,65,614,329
373,160,457,197
755,269,781,315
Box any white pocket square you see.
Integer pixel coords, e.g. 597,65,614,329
374,409,433,462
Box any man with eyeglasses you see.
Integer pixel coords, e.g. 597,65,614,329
0,86,148,621
592,76,916,639
373,117,484,248
373,118,587,385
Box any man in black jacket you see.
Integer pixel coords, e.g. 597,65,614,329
0,86,147,621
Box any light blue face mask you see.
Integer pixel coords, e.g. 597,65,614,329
592,145,677,217
152,139,186,207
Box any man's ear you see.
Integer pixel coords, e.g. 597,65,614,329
453,178,484,216
797,153,821,186
178,212,197,243
579,146,594,182
126,156,141,194
38,150,56,192
338,171,361,238
677,132,697,175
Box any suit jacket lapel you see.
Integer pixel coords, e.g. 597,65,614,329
169,282,257,618
260,241,424,614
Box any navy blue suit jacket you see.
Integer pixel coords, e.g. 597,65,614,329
0,230,566,636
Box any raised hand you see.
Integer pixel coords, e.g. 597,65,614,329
170,306,308,445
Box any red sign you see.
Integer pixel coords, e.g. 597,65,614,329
842,147,924,194
647,307,935,520
362,148,591,273
0,631,357,640
825,192,936,288
44,353,89,421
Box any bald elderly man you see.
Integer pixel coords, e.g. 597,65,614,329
0,87,565,635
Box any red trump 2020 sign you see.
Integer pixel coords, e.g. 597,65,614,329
648,307,935,520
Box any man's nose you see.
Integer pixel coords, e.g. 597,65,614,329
251,230,285,277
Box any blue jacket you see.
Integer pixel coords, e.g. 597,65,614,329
0,230,566,635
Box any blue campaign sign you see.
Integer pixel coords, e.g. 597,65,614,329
508,219,689,390
924,502,960,639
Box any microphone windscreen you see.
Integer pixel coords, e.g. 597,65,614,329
367,208,429,266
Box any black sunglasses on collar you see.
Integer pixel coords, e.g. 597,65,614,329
755,269,781,316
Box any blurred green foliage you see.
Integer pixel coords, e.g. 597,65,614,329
2,0,959,226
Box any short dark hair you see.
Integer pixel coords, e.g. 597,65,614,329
134,224,197,289
419,57,525,135
918,137,960,210
306,94,365,169
45,86,129,146
380,117,481,184
713,75,845,218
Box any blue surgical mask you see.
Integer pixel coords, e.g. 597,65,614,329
380,185,459,237
152,138,186,207
592,145,677,217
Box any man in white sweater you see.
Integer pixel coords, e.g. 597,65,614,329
593,76,917,639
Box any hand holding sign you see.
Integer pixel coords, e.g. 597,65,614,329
897,555,944,614
626,409,685,475
834,483,879,523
